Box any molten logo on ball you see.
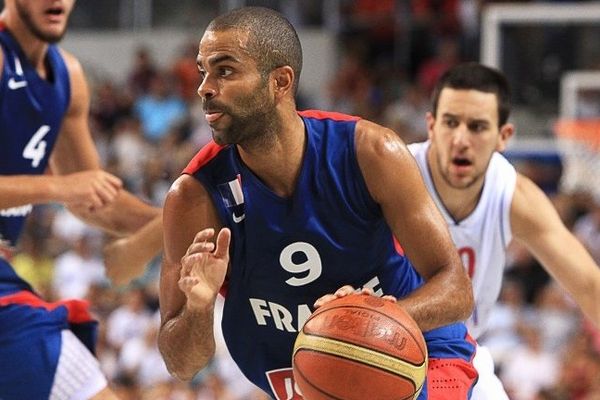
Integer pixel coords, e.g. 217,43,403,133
320,312,408,351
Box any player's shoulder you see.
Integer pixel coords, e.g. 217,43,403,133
165,174,209,208
57,47,85,81
486,151,517,184
354,119,411,160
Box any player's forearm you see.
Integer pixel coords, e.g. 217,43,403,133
0,175,65,209
398,264,474,332
158,305,216,381
70,191,160,236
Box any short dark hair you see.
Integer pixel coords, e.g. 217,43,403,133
207,7,303,94
430,62,511,127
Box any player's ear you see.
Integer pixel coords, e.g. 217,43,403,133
271,66,294,99
426,112,436,140
496,122,515,152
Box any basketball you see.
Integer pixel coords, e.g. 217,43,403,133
292,294,427,400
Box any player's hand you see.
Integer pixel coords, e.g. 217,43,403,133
56,170,122,210
314,285,397,309
178,228,231,311
103,237,148,286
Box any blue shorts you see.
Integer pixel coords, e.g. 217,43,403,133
0,290,98,400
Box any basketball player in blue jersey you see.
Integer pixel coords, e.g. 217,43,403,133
159,7,477,399
408,63,600,399
0,1,159,399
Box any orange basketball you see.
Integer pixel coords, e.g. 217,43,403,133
292,293,427,400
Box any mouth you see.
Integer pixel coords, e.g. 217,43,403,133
205,111,224,123
44,6,65,21
452,157,472,167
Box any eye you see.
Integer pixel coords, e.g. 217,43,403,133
198,68,206,80
443,118,459,128
219,67,233,77
468,122,488,133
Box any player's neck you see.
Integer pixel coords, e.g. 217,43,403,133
427,152,483,222
1,15,49,73
237,112,306,198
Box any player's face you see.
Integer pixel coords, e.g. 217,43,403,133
14,0,75,43
196,29,277,146
427,88,513,189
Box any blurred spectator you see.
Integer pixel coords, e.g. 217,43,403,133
383,82,430,143
573,201,600,265
90,81,133,135
11,234,55,296
171,40,201,102
106,287,154,350
531,283,579,352
129,47,158,96
118,317,171,389
110,116,152,193
52,234,107,300
134,74,187,143
500,323,560,400
327,51,378,119
478,278,529,367
417,37,460,94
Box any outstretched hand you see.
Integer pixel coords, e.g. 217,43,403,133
58,170,123,210
314,285,397,309
178,227,231,311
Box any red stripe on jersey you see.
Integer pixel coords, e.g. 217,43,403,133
183,141,225,175
298,109,361,122
393,236,405,256
0,290,94,323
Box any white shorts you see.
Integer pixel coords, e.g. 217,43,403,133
49,329,108,400
470,345,509,400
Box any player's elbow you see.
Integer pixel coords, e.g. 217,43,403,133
159,345,204,382
166,364,199,382
459,275,475,321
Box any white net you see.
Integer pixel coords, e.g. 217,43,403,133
554,119,600,202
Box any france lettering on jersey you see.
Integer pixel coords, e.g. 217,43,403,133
408,141,517,339
185,111,476,399
0,27,70,294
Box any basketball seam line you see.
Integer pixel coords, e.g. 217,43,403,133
294,335,427,385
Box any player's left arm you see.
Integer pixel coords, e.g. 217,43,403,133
355,120,473,332
49,49,160,236
511,173,600,327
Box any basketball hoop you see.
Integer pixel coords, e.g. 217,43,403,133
554,119,600,202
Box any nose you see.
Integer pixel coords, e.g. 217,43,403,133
452,124,470,148
197,76,217,99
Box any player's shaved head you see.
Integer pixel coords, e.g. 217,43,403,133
206,6,303,94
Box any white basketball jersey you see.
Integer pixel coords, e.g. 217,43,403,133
408,141,517,339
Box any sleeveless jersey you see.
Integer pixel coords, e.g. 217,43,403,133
0,27,71,293
185,111,474,399
408,141,517,339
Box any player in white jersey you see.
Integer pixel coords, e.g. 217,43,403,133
408,62,600,400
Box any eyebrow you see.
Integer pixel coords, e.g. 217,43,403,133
196,54,240,68
441,113,490,125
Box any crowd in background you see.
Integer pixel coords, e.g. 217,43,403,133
10,1,600,399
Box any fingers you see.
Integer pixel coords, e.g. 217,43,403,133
314,285,355,308
178,275,200,293
313,286,397,308
61,170,123,210
213,228,231,258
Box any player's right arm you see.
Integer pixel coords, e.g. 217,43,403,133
511,173,600,326
158,174,227,380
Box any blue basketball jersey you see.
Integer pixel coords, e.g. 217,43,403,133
184,110,474,399
0,27,70,293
